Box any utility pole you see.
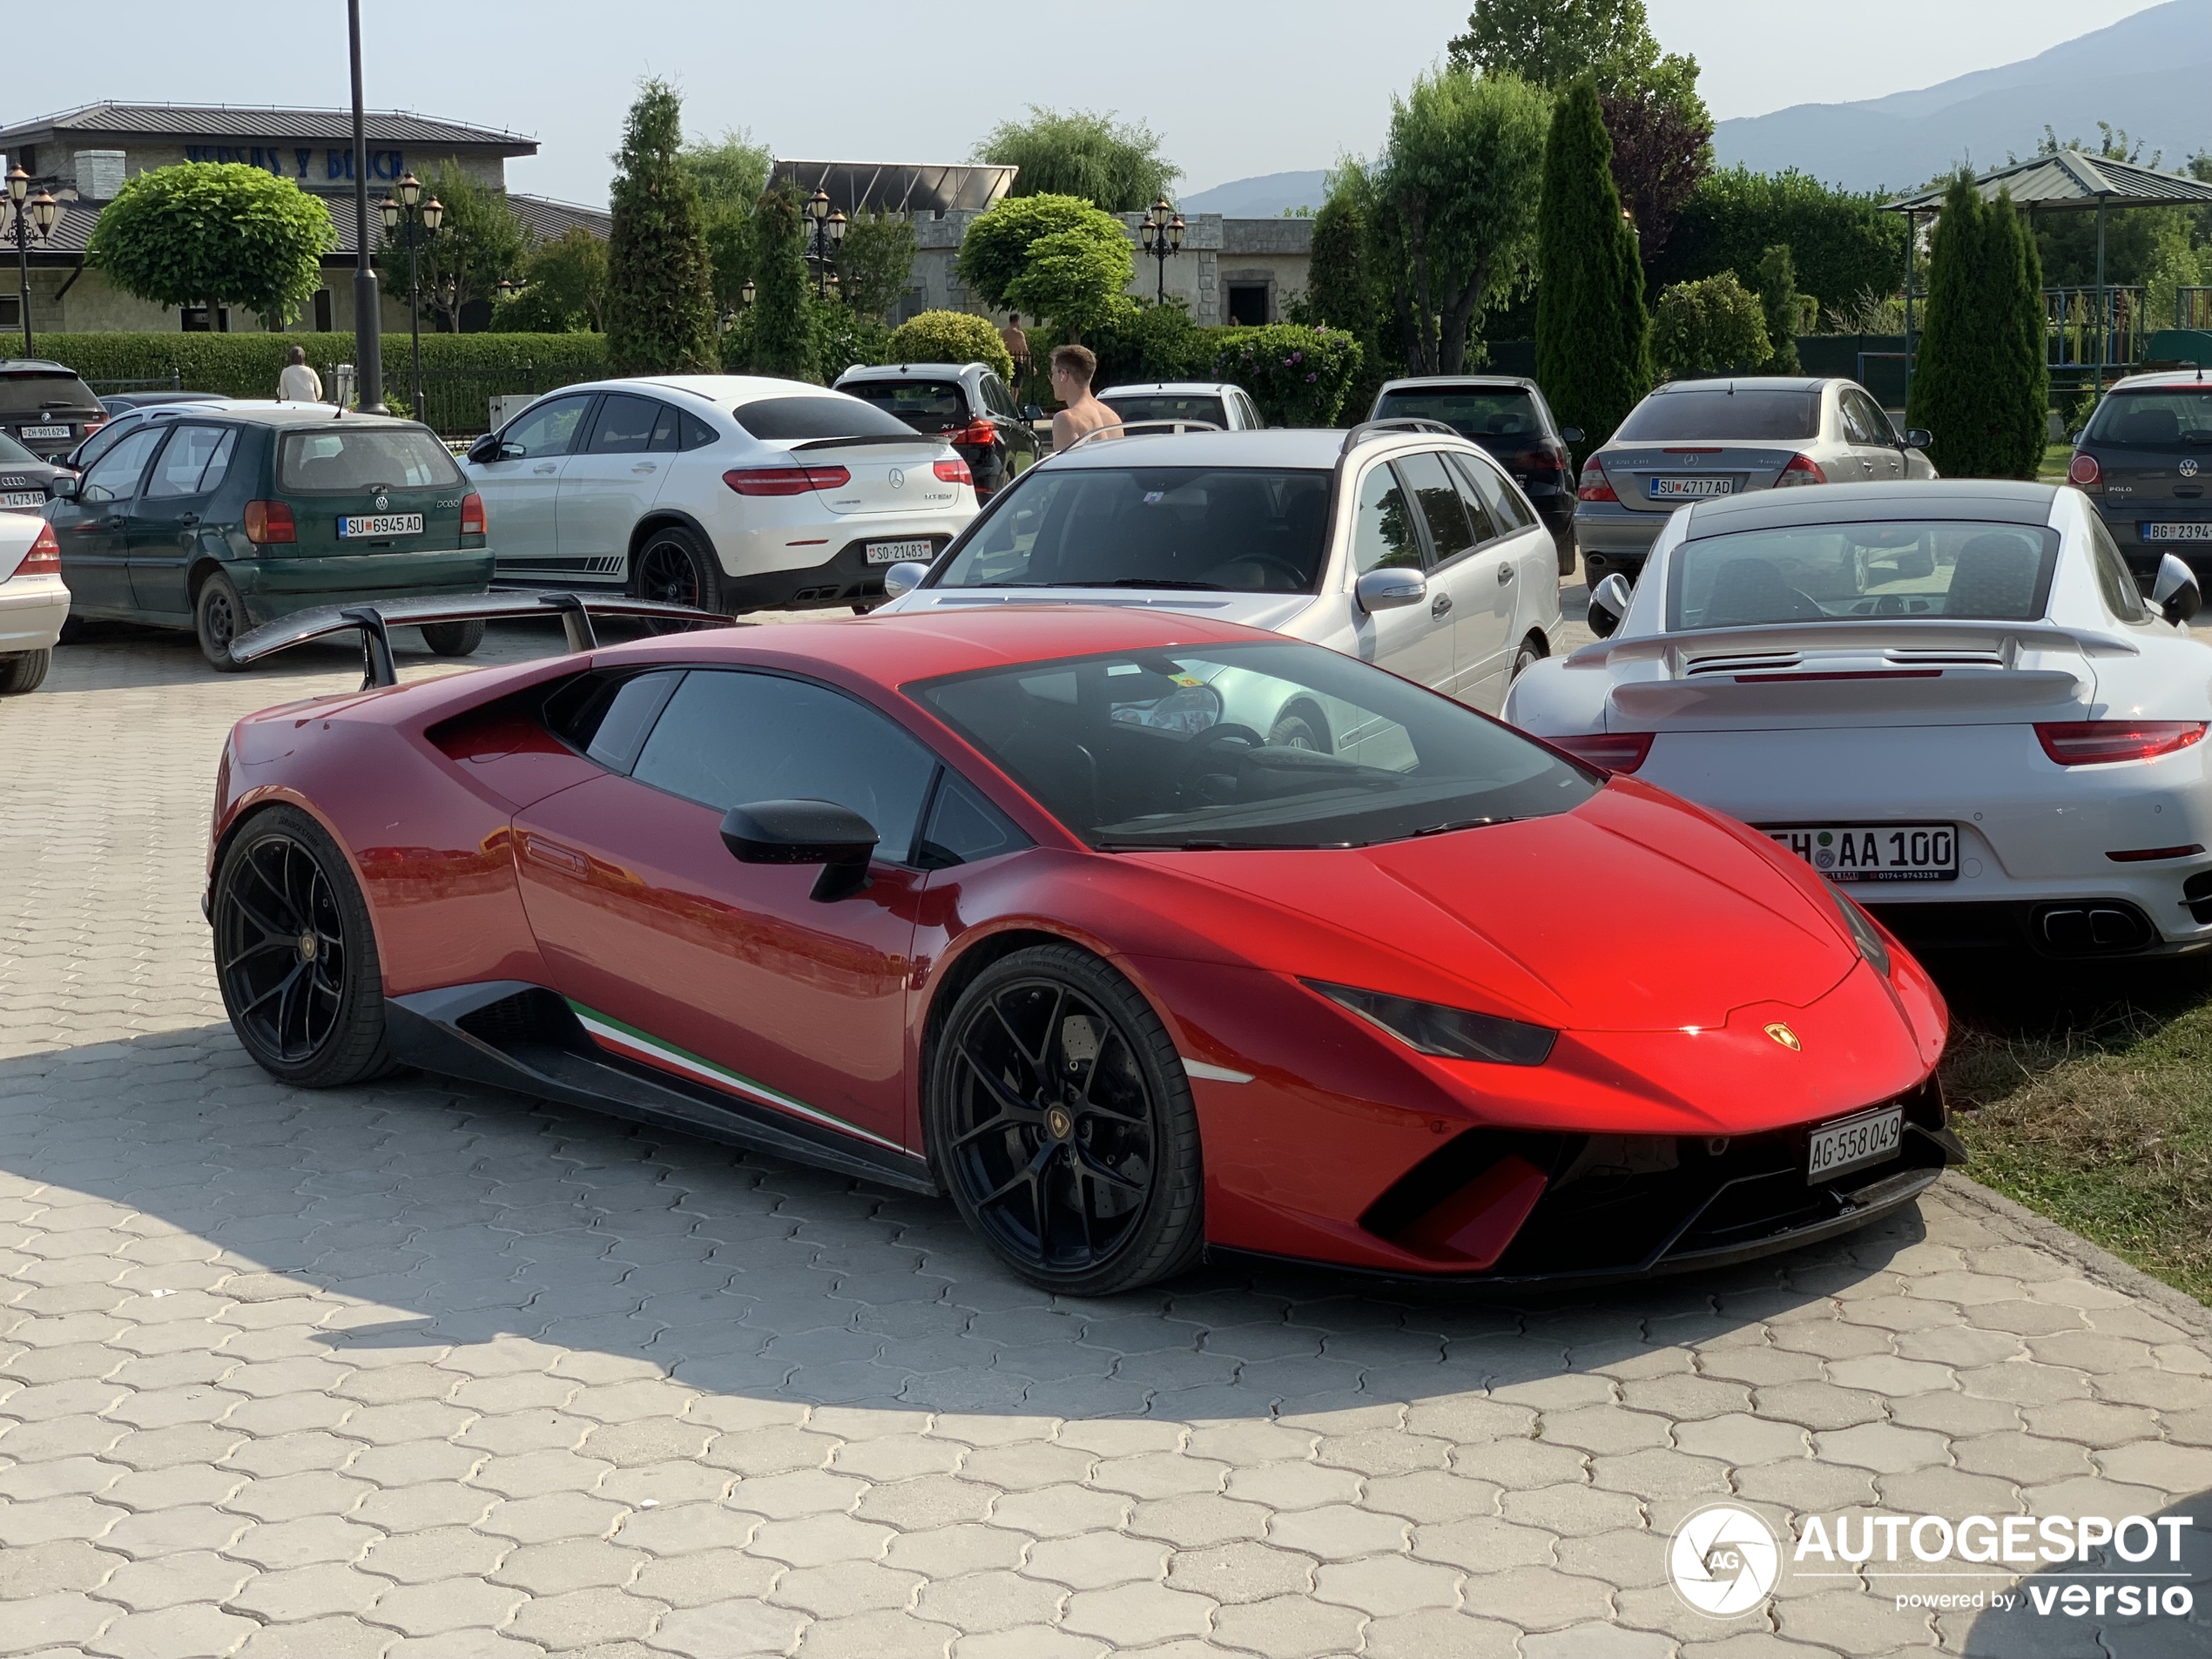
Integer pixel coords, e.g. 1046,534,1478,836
348,0,385,413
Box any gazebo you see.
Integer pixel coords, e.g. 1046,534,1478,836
1885,151,2212,394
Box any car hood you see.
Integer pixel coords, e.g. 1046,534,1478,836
1123,778,1858,1034
887,588,1318,635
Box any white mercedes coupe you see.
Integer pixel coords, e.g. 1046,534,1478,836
1502,480,2212,961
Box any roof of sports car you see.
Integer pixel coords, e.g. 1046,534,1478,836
1680,480,2060,538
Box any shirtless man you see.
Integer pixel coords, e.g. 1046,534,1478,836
1049,344,1122,452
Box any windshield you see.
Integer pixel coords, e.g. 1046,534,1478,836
1372,387,1540,446
732,394,921,442
2086,388,2212,448
839,380,969,434
0,373,99,415
1669,520,2061,630
278,426,463,492
914,639,1597,850
1616,388,1820,443
934,466,1331,593
1100,393,1227,427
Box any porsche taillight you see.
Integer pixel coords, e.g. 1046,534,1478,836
1548,732,1654,772
2035,721,2208,765
10,522,59,577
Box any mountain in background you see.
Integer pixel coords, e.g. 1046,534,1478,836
1715,0,2212,193
1181,169,1329,218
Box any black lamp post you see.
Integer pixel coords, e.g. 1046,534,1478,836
347,0,384,412
379,173,442,422
1138,198,1184,305
804,189,846,300
4,166,59,354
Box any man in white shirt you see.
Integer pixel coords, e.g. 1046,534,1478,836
278,347,323,403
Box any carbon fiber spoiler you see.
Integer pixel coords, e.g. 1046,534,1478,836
227,590,742,688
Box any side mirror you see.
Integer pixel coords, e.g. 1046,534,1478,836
1355,567,1426,614
1902,428,1932,450
465,433,501,463
1558,426,1584,446
1023,404,1045,421
720,799,880,902
2152,553,2202,627
2068,429,2086,446
880,560,929,601
45,473,78,500
1588,572,1634,638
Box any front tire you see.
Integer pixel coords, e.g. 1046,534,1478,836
212,805,395,1088
632,524,725,619
0,649,51,694
927,944,1204,1294
1511,636,1545,681
194,570,250,672
420,619,485,657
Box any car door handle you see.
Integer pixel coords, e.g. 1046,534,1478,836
1497,563,1514,584
102,515,127,529
1431,592,1453,617
521,833,590,877
533,462,558,475
631,462,657,475
178,513,200,526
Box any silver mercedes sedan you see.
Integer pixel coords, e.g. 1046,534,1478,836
1574,376,1937,589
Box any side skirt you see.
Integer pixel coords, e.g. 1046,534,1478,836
385,981,940,1196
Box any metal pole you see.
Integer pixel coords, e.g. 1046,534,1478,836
2095,197,2107,395
348,0,385,413
14,219,30,355
1901,211,1916,402
408,212,421,421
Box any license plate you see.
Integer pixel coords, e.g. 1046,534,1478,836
1808,1105,1903,1183
867,538,934,565
339,513,424,538
1649,475,1734,499
0,490,43,509
18,424,69,441
2142,523,2212,541
1764,823,1958,882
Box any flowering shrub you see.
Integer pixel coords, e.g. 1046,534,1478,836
1209,324,1364,426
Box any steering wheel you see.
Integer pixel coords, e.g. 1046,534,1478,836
1206,555,1310,591
1775,586,1824,620
1191,723,1266,758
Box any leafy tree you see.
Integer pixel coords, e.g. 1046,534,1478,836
87,163,334,327
680,128,773,315
1084,297,1212,388
836,209,918,321
605,79,720,375
884,310,1014,382
1004,224,1135,341
1655,165,1906,314
1652,271,1771,378
1372,68,1550,375
1537,78,1649,455
811,293,892,381
1449,0,1662,91
748,183,817,381
1753,244,1803,372
1304,190,1380,343
956,194,1121,311
1600,57,1713,268
492,226,607,333
975,107,1177,212
1908,174,2044,478
375,161,524,334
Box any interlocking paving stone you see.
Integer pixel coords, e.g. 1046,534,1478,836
3,612,2211,1656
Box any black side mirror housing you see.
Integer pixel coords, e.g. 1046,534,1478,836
45,473,78,500
1902,428,1932,449
1587,572,1634,639
466,433,501,463
1558,426,1584,446
720,799,880,901
2152,552,2202,628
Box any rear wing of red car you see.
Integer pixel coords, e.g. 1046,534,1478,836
228,590,742,688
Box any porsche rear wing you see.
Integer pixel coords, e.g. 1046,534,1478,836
1567,618,2142,671
228,590,741,688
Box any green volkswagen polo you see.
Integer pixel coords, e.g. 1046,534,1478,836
48,407,493,671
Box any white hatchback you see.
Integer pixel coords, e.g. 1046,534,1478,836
1505,479,2212,961
462,375,979,613
1096,381,1265,431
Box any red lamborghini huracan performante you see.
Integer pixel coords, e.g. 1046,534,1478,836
207,601,1960,1293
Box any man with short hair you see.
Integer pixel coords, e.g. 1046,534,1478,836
1049,345,1120,452
278,346,322,403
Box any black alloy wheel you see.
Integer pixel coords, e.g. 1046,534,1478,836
929,944,1204,1294
212,806,395,1087
632,524,725,625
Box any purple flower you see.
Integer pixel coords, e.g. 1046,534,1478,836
1305,372,1317,381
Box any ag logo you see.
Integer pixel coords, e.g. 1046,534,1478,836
1764,1022,1801,1051
888,467,905,489
2182,458,2200,478
1669,1505,1781,1617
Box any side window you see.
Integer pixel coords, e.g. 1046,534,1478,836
78,424,165,504
916,772,1030,868
1398,449,1477,563
1350,462,1425,574
587,394,659,455
631,671,941,863
680,413,720,450
1442,453,1500,543
1853,390,1899,445
502,395,595,458
1237,393,1261,428
2086,514,2150,623
144,425,237,499
1838,390,1882,446
1449,450,1533,534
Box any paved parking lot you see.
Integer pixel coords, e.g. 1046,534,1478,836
4,610,2212,1658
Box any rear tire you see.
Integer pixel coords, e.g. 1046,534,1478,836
420,619,485,657
194,570,250,672
631,524,725,624
0,649,50,694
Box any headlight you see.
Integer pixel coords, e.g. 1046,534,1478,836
1831,885,1892,976
1306,981,1556,1066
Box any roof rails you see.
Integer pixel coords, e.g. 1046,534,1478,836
1339,418,1458,453
1062,418,1226,452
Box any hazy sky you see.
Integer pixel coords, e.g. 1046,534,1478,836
33,1,2161,199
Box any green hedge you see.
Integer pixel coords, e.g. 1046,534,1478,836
1208,325,1363,426
0,333,609,403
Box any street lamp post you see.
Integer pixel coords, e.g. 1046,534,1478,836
804,190,846,300
379,174,442,422
4,167,59,354
1138,199,1184,305
347,0,385,412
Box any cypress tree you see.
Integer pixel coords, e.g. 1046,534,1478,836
1995,191,2052,479
1907,172,2002,476
1538,77,1650,457
749,184,819,382
1754,244,1804,374
605,80,720,376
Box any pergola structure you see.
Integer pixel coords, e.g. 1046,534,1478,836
1885,150,2212,394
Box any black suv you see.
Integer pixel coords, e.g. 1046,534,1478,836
2069,373,2212,578
1370,375,1582,577
0,361,106,462
833,361,1041,500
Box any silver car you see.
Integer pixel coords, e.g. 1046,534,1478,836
1575,376,1935,589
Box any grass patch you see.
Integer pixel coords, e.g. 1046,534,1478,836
2038,441,2073,482
1942,968,2212,1304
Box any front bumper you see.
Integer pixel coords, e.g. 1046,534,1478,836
226,551,498,627
0,574,70,653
